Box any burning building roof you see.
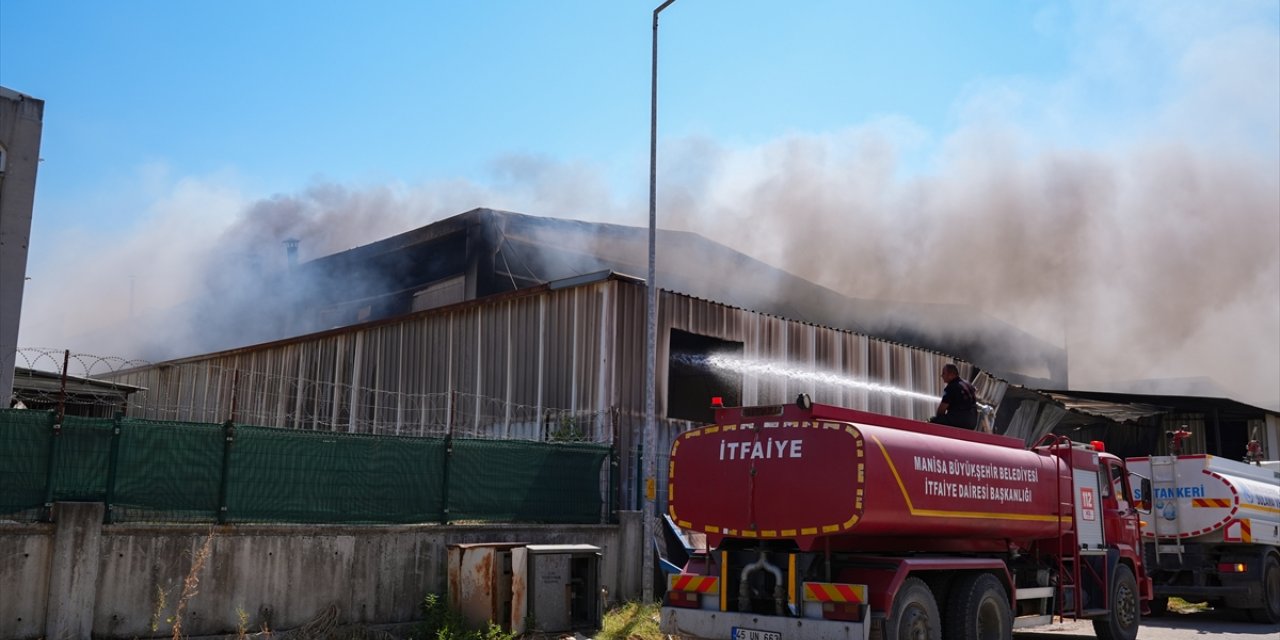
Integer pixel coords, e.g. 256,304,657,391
276,208,1066,387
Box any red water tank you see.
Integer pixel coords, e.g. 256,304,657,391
667,403,1074,553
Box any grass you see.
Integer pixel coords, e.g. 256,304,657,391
596,602,664,640
415,594,518,640
412,597,663,640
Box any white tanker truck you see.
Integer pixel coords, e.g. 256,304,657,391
1126,452,1280,622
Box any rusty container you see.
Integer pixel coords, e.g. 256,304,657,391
446,543,526,631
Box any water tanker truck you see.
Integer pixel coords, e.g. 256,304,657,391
659,397,1152,640
1126,453,1280,622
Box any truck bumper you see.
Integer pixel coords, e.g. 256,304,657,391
660,607,870,640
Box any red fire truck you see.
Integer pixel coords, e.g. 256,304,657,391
659,397,1153,640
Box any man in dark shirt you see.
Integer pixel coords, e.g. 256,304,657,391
932,363,978,430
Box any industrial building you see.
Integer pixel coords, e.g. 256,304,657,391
101,208,1277,506
316,210,1065,385
102,208,1039,504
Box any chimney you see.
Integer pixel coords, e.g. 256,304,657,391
283,238,300,271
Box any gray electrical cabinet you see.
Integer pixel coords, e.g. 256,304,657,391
512,544,602,633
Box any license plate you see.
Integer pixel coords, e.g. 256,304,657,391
733,628,780,640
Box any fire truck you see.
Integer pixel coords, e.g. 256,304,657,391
659,397,1152,640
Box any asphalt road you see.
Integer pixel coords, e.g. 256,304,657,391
1014,609,1280,640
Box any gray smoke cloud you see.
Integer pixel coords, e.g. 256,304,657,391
655,127,1279,409
649,0,1280,408
19,131,1278,408
16,1,1277,409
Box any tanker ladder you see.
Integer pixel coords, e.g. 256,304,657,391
1148,455,1184,564
1034,435,1112,623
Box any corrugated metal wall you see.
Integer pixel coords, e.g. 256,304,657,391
109,277,975,445
109,281,624,441
106,276,990,512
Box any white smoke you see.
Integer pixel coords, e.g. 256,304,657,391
15,2,1279,409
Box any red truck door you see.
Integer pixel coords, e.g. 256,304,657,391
1101,459,1143,556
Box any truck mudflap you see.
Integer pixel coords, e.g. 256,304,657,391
660,607,871,640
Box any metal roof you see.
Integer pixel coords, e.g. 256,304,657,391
1033,388,1277,423
300,208,1067,387
11,367,145,411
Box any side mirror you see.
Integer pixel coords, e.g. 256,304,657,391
1132,475,1153,514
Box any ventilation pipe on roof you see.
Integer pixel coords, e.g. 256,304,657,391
284,238,299,271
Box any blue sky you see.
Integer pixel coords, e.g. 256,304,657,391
4,1,1074,224
3,1,1279,407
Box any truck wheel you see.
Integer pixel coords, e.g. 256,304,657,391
1247,554,1280,624
943,573,1011,640
1092,564,1139,640
886,577,941,640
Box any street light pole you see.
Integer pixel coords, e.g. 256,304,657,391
643,0,678,604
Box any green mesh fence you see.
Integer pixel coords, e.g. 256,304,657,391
0,410,609,525
227,426,447,524
449,438,608,523
53,415,114,502
0,409,52,518
111,419,225,522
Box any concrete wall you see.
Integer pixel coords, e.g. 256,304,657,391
0,504,643,639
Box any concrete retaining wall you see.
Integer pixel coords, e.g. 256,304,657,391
0,503,643,639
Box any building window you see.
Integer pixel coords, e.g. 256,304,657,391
667,329,743,424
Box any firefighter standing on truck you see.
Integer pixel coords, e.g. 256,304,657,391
932,363,978,429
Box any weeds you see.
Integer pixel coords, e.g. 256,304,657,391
170,528,216,640
151,584,170,633
596,601,662,640
415,594,516,640
236,607,250,639
414,594,662,640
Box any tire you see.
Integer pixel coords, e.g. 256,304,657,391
886,577,942,640
1092,563,1140,640
1247,554,1280,624
943,573,1011,640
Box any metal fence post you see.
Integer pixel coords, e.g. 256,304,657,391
42,410,62,522
634,443,644,511
103,412,124,524
440,390,455,524
217,420,235,524
608,408,620,524
43,349,71,522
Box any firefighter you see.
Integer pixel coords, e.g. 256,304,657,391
931,363,978,430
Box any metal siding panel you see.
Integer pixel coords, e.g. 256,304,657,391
812,328,839,405
576,286,603,414
505,296,542,439
541,286,586,415
478,301,510,437
655,290,673,420
615,281,646,417
107,278,977,450
870,340,893,416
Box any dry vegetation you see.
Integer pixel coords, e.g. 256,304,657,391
594,602,663,640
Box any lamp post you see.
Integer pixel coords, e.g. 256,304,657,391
643,0,678,603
